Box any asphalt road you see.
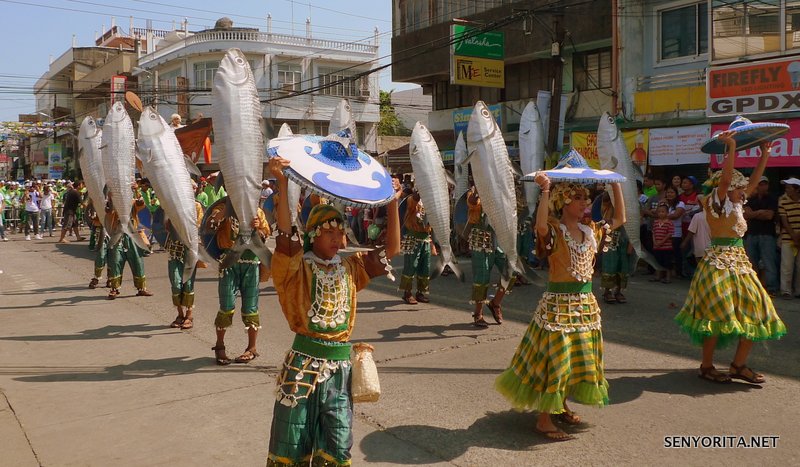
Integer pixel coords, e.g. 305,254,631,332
0,235,798,466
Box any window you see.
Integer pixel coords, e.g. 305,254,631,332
660,3,709,60
158,68,181,102
317,67,365,97
277,64,302,92
314,121,328,136
194,61,218,89
573,49,612,90
712,0,782,59
786,1,800,50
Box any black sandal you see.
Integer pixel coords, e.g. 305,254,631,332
729,363,765,384
698,365,731,383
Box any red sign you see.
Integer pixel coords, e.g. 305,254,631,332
709,118,800,168
707,56,800,117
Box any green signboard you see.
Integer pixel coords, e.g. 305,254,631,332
452,25,504,60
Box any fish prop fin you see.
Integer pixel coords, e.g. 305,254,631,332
634,244,665,272
463,148,478,166
631,163,645,182
184,157,202,177
214,172,226,192
123,221,150,252
78,147,84,161
250,234,273,270
181,249,199,284
135,146,153,164
198,244,217,267
431,256,464,282
444,169,456,187
510,161,524,179
609,156,619,170
344,223,361,247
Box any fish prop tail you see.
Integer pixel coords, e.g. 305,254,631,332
635,245,665,273
123,222,150,253
219,233,273,271
431,257,464,283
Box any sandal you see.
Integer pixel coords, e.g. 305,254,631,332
234,349,259,364
180,317,193,330
170,316,185,328
485,301,503,324
556,411,582,426
415,292,430,303
534,426,574,441
603,290,616,304
698,365,731,383
88,278,99,289
614,291,627,303
472,314,489,328
402,293,418,305
212,345,231,366
107,289,119,300
729,363,765,384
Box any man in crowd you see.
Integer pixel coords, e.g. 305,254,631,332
744,176,779,296
58,182,85,243
778,177,800,299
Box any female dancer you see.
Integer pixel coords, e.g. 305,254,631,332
675,131,786,383
496,170,625,441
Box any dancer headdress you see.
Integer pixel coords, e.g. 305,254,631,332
304,204,345,252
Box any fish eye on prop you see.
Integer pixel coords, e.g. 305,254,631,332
606,115,614,123
235,56,246,65
345,104,351,111
149,113,158,120
481,109,491,118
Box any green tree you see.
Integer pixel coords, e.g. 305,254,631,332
377,90,410,136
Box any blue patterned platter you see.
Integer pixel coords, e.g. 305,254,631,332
701,121,789,154
521,167,626,184
267,132,396,208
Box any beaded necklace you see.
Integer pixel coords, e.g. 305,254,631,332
304,252,349,329
559,223,596,282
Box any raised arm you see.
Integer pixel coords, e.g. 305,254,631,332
533,173,551,238
384,177,403,259
608,182,626,231
716,130,736,199
268,157,292,234
746,141,772,197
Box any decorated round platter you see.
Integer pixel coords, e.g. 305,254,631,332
200,197,228,261
701,122,789,154
137,207,152,229
267,134,395,208
521,167,626,184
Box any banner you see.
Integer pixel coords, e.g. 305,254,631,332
709,118,800,168
451,56,504,88
453,104,502,139
707,56,800,117
570,130,649,170
450,25,505,88
48,143,65,179
647,125,710,166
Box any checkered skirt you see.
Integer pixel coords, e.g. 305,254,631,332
495,294,608,414
675,245,786,348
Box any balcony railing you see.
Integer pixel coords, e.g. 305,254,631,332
637,68,706,91
140,30,379,65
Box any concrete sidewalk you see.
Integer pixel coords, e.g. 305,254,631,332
0,237,798,466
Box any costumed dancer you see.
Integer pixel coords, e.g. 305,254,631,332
266,157,401,466
495,152,625,441
467,186,515,328
675,124,786,384
205,197,271,365
106,190,154,299
398,191,436,304
165,199,205,330
599,191,632,304
88,206,109,289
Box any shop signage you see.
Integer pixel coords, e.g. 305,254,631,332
450,25,504,88
707,56,800,117
48,143,64,179
648,125,710,166
452,104,502,139
709,118,800,168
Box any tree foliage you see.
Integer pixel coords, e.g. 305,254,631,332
377,90,410,136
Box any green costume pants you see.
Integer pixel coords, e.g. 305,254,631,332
94,235,108,279
400,235,431,294
601,237,630,291
168,256,196,307
215,262,260,330
471,247,515,304
267,352,353,466
108,235,146,290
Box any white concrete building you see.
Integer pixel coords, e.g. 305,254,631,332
135,17,382,153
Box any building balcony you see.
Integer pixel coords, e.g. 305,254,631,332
73,51,137,95
632,69,707,118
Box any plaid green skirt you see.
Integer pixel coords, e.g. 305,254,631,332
495,286,608,414
675,245,786,348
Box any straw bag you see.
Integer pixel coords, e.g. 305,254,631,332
351,343,380,403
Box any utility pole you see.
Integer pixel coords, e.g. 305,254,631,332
547,11,565,154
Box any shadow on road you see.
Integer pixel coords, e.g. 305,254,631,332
0,323,172,341
1,285,91,295
359,323,485,344
360,410,561,464
608,369,762,405
8,356,276,383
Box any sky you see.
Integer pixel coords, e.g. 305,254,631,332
0,0,416,122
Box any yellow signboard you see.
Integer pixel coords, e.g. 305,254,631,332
451,56,504,88
570,130,650,170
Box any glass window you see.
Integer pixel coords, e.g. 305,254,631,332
314,121,327,136
158,68,181,102
194,61,218,89
277,64,302,92
785,0,800,50
660,3,709,60
712,0,781,60
317,67,365,97
573,48,612,90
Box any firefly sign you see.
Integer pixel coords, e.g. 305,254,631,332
707,57,800,117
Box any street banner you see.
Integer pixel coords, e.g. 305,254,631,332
570,129,649,169
48,143,64,179
648,125,710,166
709,118,800,168
707,56,800,117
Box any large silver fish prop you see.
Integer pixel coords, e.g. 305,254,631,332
409,122,463,281
210,48,271,269
101,101,148,251
136,107,214,282
465,101,525,284
77,116,107,231
518,101,547,218
596,112,662,271
328,98,356,136
276,123,303,230
453,131,470,204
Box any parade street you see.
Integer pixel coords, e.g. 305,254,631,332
1,238,798,466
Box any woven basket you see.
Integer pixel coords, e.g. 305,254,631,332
351,343,380,403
